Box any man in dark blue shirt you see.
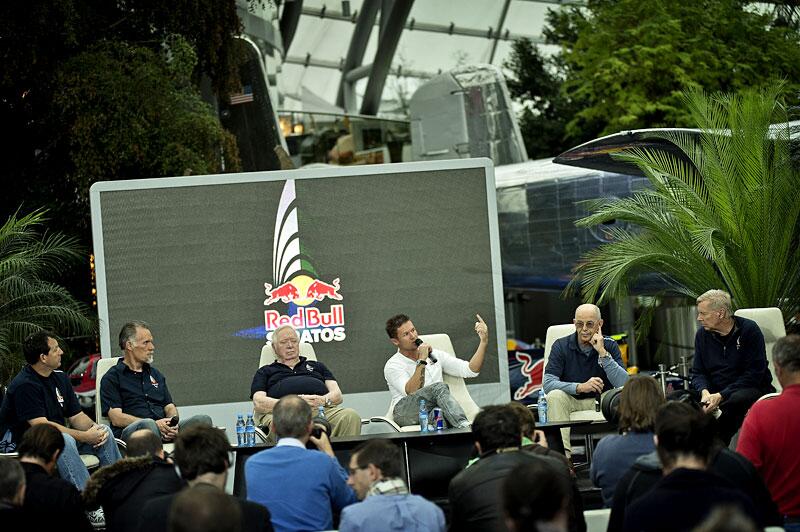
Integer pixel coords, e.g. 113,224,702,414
690,290,774,443
100,321,212,442
543,304,629,457
0,331,121,490
251,325,361,441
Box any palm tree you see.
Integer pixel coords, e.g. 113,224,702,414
567,82,800,325
0,210,95,383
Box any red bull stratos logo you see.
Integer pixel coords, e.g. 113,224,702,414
262,180,346,343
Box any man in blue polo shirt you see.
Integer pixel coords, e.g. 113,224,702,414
251,325,361,441
100,321,212,443
543,304,629,457
0,331,122,490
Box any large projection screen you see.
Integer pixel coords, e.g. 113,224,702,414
90,159,508,412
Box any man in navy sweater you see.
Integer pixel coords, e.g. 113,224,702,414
245,395,356,532
690,289,774,443
543,304,629,456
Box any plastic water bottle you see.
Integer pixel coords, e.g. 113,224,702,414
537,390,548,424
235,414,245,447
245,413,256,446
318,405,326,419
419,399,429,433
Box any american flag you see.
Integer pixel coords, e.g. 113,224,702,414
229,85,254,105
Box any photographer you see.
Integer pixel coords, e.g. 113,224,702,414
244,395,356,532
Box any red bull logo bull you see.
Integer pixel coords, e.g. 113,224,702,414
262,275,347,343
263,281,300,305
306,278,342,301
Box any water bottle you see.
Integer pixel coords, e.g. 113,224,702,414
235,414,245,447
318,405,326,419
419,399,429,433
537,389,548,424
245,413,256,447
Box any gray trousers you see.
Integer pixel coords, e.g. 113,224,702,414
392,382,468,428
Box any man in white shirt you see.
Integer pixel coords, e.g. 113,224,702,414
383,314,488,428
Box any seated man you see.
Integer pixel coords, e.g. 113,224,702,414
84,429,185,532
0,331,122,490
448,405,585,532
141,425,273,532
737,334,800,530
623,402,761,531
543,304,628,456
690,289,774,443
169,484,241,532
101,321,213,443
340,439,445,532
245,395,357,532
503,461,572,532
384,313,488,428
251,325,361,439
18,424,92,531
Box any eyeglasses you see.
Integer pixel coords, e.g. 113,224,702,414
348,465,368,475
574,321,597,330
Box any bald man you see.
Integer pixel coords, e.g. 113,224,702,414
543,304,629,457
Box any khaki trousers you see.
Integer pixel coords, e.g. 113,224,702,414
546,389,596,457
255,404,362,443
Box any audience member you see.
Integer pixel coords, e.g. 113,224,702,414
693,506,759,532
737,334,800,531
169,484,241,532
447,405,585,532
251,325,361,440
0,331,121,491
101,321,213,443
0,457,26,528
84,429,184,532
591,374,663,506
140,426,273,532
543,304,629,456
245,395,356,532
609,396,780,530
384,314,488,428
503,460,571,532
690,290,774,443
340,439,444,532
622,402,761,531
506,401,572,473
17,423,91,531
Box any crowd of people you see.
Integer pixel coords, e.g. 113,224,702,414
0,289,797,531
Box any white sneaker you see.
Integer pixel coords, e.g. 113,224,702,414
86,507,105,529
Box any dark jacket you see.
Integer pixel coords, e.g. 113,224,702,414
21,461,92,532
448,449,585,532
139,486,274,532
623,468,758,532
690,316,773,399
84,455,185,532
608,448,781,531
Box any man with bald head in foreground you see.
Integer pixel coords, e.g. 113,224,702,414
543,304,629,456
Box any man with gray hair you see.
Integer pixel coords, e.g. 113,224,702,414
245,395,357,531
691,289,774,443
251,325,361,440
737,334,800,530
543,303,629,456
101,321,212,443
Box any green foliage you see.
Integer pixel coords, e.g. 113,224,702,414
504,0,800,157
0,211,95,383
49,38,241,220
567,82,800,323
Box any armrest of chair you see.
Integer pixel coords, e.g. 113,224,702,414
368,416,403,432
254,426,269,443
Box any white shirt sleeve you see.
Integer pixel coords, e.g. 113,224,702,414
437,349,479,379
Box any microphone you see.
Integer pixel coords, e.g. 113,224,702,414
414,338,437,363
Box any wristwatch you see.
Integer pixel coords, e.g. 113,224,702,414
324,396,332,407
416,359,428,366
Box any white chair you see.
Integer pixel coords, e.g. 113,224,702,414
370,333,481,432
584,508,611,532
543,324,605,422
258,341,317,367
734,307,786,392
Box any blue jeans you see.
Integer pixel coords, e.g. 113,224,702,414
57,424,121,490
393,382,468,428
120,415,213,442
